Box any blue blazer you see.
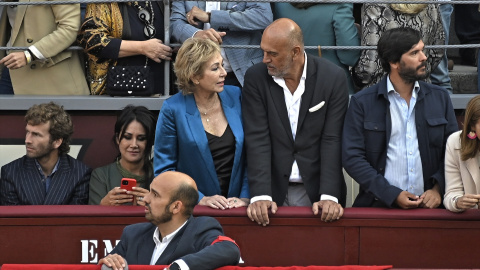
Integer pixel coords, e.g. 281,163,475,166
0,155,91,205
170,1,272,85
154,86,249,201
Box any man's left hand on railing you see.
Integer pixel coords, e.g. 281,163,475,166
312,200,343,222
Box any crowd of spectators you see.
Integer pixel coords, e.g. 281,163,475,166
2,5,480,267
0,2,478,95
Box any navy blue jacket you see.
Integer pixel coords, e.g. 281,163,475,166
342,76,458,207
111,216,240,269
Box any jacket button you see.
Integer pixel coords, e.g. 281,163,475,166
27,38,33,43
30,64,36,69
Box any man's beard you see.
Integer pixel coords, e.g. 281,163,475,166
26,141,55,160
145,203,173,226
398,61,428,84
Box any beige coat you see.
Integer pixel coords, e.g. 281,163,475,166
444,130,480,212
0,0,89,95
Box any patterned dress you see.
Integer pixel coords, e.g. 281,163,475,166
353,4,445,90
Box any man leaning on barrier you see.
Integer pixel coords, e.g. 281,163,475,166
343,27,458,209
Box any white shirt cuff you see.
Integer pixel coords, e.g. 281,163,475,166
174,259,189,270
28,45,45,60
191,30,201,39
250,195,272,204
320,194,338,203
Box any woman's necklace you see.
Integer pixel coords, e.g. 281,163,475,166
132,1,156,39
197,95,218,123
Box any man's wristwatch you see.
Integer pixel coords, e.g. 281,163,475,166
169,262,180,270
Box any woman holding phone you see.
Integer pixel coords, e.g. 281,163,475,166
89,105,156,206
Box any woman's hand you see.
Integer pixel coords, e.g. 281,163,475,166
227,197,249,208
199,195,230,209
142,39,173,63
455,194,480,210
100,187,133,206
127,187,149,206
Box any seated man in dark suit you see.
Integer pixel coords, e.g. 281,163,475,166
342,27,458,209
0,102,91,205
99,171,240,270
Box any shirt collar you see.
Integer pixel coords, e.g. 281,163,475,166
387,75,420,98
152,219,188,245
34,157,60,178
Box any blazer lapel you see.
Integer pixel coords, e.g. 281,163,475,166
155,217,192,265
464,158,479,193
270,82,294,143
23,157,47,205
10,0,28,45
44,156,69,205
184,95,219,183
137,226,157,264
219,90,242,185
296,58,316,133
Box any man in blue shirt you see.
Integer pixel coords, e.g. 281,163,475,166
342,27,458,209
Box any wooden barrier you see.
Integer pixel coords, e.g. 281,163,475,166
1,206,479,268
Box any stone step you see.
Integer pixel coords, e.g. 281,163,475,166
449,64,478,94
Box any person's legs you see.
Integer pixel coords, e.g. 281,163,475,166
0,68,14,94
430,3,453,93
283,184,312,207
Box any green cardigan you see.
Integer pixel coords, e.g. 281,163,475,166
88,162,153,205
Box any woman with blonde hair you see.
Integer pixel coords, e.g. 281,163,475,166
154,38,249,209
444,95,480,212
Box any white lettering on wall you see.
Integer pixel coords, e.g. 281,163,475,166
81,240,98,263
81,239,120,263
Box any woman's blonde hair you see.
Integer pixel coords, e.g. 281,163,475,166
390,3,428,15
461,95,480,161
174,38,221,95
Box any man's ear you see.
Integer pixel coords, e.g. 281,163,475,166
292,46,301,58
52,138,63,149
171,201,183,215
390,61,399,70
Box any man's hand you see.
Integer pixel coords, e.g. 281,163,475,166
419,184,441,208
395,190,422,209
0,52,28,69
98,254,126,270
186,6,209,25
193,29,226,44
312,200,344,222
247,200,277,226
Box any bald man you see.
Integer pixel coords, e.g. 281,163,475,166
99,171,240,270
242,18,349,226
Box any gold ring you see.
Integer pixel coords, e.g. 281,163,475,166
187,14,190,17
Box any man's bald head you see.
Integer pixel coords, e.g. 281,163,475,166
263,18,304,50
154,171,199,217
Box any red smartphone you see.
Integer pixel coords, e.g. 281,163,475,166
120,178,137,192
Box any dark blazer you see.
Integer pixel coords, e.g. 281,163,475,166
111,216,240,269
154,86,249,201
242,56,349,206
342,76,458,207
0,155,91,205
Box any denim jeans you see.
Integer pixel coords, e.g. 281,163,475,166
0,68,14,94
430,3,453,93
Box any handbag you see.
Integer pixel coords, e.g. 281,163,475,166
106,58,153,96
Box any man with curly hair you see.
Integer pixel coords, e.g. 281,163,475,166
0,102,91,205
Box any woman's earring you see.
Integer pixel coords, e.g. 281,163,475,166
468,131,477,140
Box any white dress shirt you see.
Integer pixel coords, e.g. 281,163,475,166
384,76,424,196
150,220,188,269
